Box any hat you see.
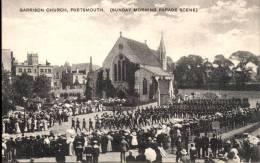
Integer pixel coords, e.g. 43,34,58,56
180,149,187,155
93,140,98,144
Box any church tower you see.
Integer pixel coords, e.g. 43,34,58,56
158,33,167,71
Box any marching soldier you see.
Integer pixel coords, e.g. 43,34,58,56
75,118,81,132
82,118,88,132
71,118,75,130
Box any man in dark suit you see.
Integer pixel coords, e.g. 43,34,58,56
85,142,93,163
126,151,136,163
120,137,129,163
201,134,209,158
55,135,66,163
210,134,218,158
92,141,100,163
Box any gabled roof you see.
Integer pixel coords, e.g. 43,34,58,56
123,37,162,67
103,36,162,68
141,65,172,77
71,63,100,72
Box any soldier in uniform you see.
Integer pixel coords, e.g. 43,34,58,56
55,134,66,163
85,142,93,163
82,118,88,132
75,118,81,132
74,133,85,161
89,118,94,131
71,118,75,130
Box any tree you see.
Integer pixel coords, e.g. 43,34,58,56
13,73,34,105
212,55,234,88
174,55,204,88
230,51,258,87
34,75,51,98
2,70,15,114
85,77,92,100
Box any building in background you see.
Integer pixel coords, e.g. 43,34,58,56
15,53,54,87
2,49,15,75
71,57,100,88
100,32,174,105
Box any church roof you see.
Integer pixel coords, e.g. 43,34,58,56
103,36,162,68
141,65,172,77
122,37,162,67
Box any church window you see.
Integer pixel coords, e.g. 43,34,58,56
28,68,31,73
118,60,122,81
122,60,125,81
119,44,123,50
18,68,22,73
143,78,148,95
114,64,117,81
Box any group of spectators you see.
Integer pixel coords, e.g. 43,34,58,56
2,101,104,134
2,98,260,163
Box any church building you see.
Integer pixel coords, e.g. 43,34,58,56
101,32,174,105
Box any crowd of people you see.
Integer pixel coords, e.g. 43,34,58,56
2,101,104,134
2,98,260,163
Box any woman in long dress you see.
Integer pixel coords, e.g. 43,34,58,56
107,134,113,152
67,136,75,156
44,119,48,131
15,121,21,134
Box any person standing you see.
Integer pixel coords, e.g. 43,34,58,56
89,118,94,131
92,141,100,163
120,136,129,163
189,144,197,163
85,142,93,163
82,118,88,131
201,134,209,158
55,135,66,163
210,134,218,158
75,118,81,132
194,134,201,158
74,133,85,162
71,118,75,130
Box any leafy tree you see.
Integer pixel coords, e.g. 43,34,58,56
85,77,92,100
34,75,51,98
2,70,15,114
212,55,233,88
230,51,258,87
96,70,104,98
174,55,204,88
13,73,34,105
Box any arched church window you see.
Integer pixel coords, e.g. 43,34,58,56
122,60,125,81
143,78,148,95
114,64,117,81
118,60,122,81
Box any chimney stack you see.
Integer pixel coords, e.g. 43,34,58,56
89,56,93,73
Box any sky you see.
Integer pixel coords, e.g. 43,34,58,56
2,0,260,67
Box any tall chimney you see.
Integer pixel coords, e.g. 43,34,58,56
89,56,93,73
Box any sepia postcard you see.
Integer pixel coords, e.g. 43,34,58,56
2,0,260,163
